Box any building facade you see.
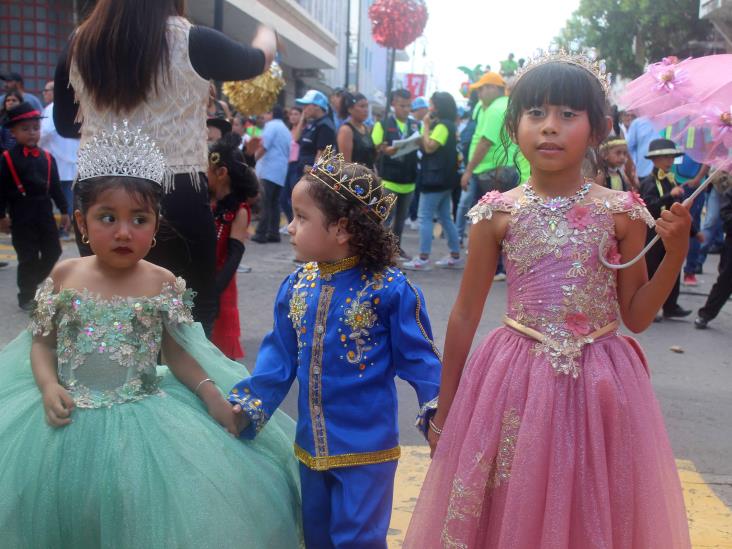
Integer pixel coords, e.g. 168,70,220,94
1,0,347,106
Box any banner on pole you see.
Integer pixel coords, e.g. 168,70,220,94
405,73,427,98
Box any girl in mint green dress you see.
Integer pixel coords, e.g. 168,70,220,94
0,124,302,548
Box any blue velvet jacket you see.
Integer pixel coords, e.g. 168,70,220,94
228,258,441,471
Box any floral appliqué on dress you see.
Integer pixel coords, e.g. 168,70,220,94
468,188,655,377
30,277,194,408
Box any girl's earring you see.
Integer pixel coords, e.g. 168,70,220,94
151,237,157,248
81,234,90,245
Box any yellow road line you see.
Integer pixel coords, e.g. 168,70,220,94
389,446,732,548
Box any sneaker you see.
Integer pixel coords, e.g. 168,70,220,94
401,257,432,271
682,273,698,286
237,264,252,273
694,317,710,329
435,256,465,269
493,272,507,282
406,219,419,231
279,226,289,235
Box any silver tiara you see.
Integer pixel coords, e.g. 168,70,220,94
515,49,612,96
76,121,166,185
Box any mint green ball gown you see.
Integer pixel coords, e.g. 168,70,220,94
0,277,302,548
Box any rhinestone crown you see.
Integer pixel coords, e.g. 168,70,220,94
310,145,396,223
514,49,611,96
76,121,166,184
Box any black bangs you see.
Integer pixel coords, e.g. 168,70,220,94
506,62,609,142
75,176,162,217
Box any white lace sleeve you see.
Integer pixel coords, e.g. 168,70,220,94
466,190,515,223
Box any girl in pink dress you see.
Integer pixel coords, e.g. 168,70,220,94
404,56,692,549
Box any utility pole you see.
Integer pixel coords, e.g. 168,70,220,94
345,0,351,89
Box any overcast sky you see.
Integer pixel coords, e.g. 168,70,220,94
396,0,581,97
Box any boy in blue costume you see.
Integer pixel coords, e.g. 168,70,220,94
230,146,441,548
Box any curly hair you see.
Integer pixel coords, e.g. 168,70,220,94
303,165,398,273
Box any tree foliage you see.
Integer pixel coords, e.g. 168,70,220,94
555,0,714,78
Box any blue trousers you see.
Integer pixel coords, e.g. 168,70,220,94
700,186,726,265
684,184,705,274
300,461,398,549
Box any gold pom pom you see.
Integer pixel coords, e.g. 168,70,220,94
223,62,285,116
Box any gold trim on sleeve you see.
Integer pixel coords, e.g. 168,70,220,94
295,444,401,471
405,279,441,359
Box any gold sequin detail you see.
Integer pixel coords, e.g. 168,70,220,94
308,285,334,457
294,444,400,471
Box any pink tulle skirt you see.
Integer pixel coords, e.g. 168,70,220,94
404,327,690,549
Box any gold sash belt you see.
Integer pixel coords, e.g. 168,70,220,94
502,316,619,345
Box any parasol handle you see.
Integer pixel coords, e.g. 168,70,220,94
599,166,725,270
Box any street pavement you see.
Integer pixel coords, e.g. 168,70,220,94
0,224,730,547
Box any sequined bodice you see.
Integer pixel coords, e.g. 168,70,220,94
31,278,194,408
468,187,654,377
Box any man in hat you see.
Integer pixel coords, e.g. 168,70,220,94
0,102,69,310
293,90,336,181
2,72,43,113
457,72,525,279
411,96,429,125
639,138,696,320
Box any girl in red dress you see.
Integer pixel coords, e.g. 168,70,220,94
207,134,260,359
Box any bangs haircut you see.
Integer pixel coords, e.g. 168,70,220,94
75,176,162,218
506,62,609,144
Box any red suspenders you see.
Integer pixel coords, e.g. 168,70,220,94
2,149,52,197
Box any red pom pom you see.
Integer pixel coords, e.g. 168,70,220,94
368,0,428,50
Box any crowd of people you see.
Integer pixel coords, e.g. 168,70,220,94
0,0,728,547
3,61,728,330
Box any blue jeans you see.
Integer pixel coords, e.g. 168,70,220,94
456,176,479,240
684,185,705,274
418,190,460,256
280,162,300,223
699,186,726,265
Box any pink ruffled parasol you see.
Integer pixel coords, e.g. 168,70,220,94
603,54,732,269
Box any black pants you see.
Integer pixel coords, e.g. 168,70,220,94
645,237,680,314
75,174,218,335
699,233,732,321
254,179,282,240
11,200,61,306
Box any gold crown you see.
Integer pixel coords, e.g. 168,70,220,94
310,146,396,223
515,49,611,96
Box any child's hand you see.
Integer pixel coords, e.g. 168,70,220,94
427,427,440,458
655,202,692,257
0,217,10,234
229,208,250,243
232,403,252,434
206,395,240,436
41,383,75,427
